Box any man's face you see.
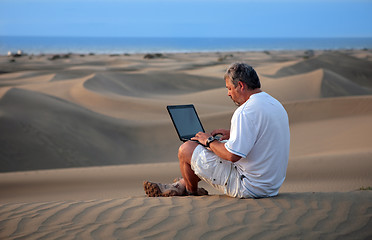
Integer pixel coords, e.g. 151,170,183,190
225,78,243,106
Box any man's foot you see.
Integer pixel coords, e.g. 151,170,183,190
196,187,209,196
173,178,209,196
186,187,209,196
143,181,186,197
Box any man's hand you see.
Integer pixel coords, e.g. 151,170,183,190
191,132,211,146
211,129,230,141
192,130,241,162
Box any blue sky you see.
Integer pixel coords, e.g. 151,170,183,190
1,0,372,38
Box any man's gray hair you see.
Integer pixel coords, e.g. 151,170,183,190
224,63,261,89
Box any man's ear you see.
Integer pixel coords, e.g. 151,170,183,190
238,81,245,91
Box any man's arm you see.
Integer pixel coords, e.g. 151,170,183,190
191,131,241,163
208,141,241,162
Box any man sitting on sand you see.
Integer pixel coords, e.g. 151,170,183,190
144,63,290,198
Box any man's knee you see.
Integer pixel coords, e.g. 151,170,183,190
178,141,198,161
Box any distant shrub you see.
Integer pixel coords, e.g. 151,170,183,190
50,55,61,60
303,50,315,59
144,53,163,59
217,54,234,62
49,54,70,60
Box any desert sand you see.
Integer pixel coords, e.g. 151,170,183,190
0,50,371,239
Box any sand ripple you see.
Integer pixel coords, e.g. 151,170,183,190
0,193,371,239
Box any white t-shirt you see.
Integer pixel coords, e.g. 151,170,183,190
225,92,290,197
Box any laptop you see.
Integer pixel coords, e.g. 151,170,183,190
167,104,205,142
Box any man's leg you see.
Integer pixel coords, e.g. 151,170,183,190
178,141,201,193
143,141,208,197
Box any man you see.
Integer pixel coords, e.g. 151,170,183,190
144,63,290,198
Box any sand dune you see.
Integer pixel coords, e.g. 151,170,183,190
1,50,371,173
263,67,372,103
0,88,138,171
83,72,223,97
284,95,372,123
0,73,55,88
0,50,372,239
262,69,323,101
0,162,371,238
272,51,372,89
321,69,372,97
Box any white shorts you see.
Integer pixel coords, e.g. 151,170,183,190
191,145,255,198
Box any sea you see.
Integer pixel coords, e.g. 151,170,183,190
1,36,372,55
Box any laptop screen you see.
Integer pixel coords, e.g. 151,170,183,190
167,105,205,141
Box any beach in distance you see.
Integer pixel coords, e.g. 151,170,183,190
0,49,372,239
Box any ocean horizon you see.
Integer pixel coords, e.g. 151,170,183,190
1,36,372,55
